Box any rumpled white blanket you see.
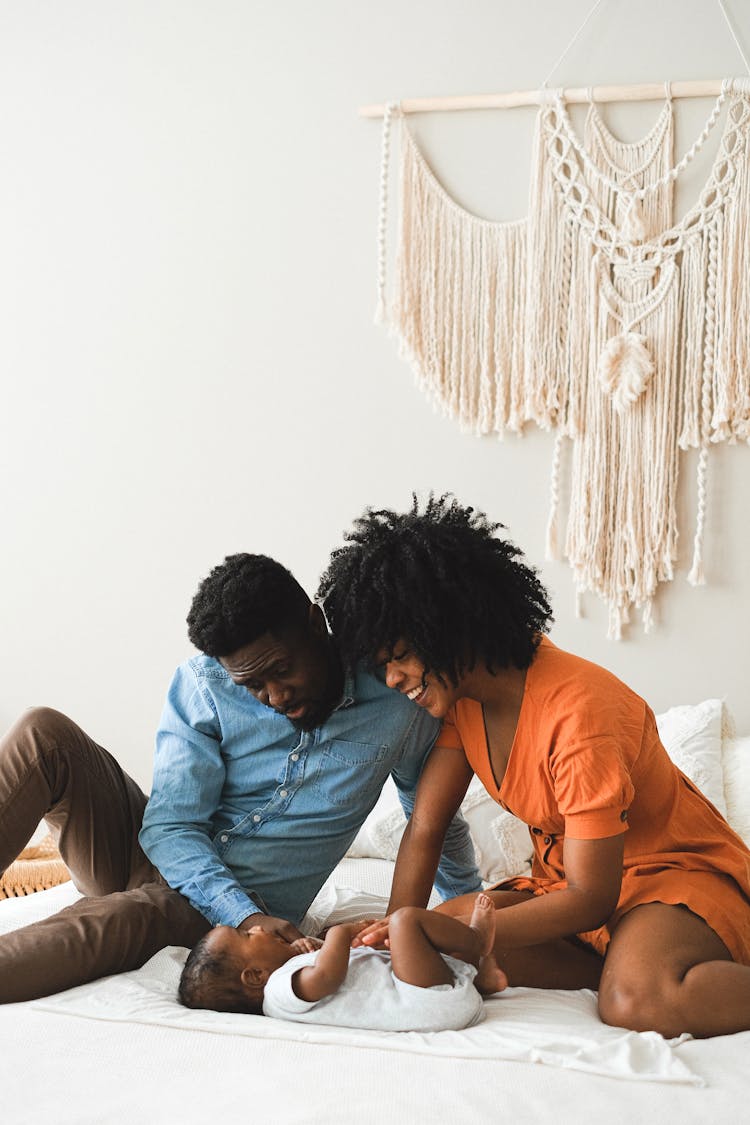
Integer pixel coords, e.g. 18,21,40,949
32,883,699,1086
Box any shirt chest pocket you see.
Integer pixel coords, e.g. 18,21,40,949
313,739,389,807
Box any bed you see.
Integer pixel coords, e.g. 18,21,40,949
1,699,749,1125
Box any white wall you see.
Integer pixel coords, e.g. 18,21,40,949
0,0,748,788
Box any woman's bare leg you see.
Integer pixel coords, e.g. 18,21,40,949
436,890,603,990
598,902,750,1037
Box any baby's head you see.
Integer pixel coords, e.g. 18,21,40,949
179,925,297,1014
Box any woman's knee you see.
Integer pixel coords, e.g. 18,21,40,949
598,978,644,1031
598,976,682,1037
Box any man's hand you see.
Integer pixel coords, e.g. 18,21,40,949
236,913,305,942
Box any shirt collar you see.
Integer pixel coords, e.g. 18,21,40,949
333,671,356,711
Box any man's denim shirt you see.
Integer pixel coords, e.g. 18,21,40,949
139,655,480,927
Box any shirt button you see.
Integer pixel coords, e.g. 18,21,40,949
620,810,628,821
220,834,228,843
253,814,261,823
280,790,288,798
291,753,299,762
543,836,552,845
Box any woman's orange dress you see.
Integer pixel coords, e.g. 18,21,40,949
437,637,750,963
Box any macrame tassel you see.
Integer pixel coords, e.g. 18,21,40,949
621,195,648,243
688,446,709,586
607,603,629,642
597,331,655,412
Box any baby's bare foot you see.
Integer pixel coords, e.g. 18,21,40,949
469,893,496,958
470,893,507,995
475,955,508,996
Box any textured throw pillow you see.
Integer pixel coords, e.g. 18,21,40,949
346,781,406,862
722,735,750,847
460,775,533,884
655,698,727,818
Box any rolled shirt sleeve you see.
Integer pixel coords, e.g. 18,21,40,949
550,736,635,840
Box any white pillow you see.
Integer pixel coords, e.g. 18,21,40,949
655,698,727,818
722,735,750,847
346,782,405,862
460,775,533,884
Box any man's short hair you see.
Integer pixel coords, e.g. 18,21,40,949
187,553,311,657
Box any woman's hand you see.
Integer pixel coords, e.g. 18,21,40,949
350,916,391,948
323,919,378,944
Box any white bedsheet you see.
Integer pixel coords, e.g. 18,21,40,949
2,867,750,1125
34,944,698,1084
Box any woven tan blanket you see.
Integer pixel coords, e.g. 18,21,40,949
0,833,69,899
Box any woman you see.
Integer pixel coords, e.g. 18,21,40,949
318,495,750,1037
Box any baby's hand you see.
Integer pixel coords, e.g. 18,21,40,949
290,936,324,954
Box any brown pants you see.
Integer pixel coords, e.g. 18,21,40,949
0,707,210,1003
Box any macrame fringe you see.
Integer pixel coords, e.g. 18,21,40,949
393,125,528,436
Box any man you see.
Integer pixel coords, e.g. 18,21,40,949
0,553,479,1002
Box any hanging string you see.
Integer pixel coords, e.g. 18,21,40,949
540,0,607,89
375,102,398,324
541,0,750,93
718,0,750,76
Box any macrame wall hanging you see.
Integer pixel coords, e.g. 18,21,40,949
363,0,750,638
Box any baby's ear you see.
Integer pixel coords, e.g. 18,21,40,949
240,965,269,992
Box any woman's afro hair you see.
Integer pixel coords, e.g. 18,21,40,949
317,494,553,680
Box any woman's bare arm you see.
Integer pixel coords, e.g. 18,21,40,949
490,833,625,948
353,746,474,948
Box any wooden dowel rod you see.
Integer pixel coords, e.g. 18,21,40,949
359,78,730,118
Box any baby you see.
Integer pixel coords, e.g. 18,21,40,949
179,894,507,1032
